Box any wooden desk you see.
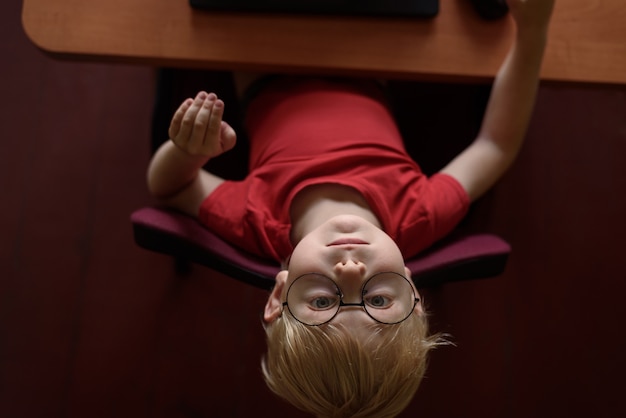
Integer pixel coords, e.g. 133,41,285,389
22,0,626,85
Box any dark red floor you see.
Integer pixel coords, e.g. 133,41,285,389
2,1,626,417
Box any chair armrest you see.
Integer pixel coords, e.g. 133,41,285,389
131,206,280,290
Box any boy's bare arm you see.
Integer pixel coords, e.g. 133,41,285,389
147,91,237,216
440,0,555,202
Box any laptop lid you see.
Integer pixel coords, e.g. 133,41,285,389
189,0,439,18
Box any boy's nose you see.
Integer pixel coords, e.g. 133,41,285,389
333,258,366,278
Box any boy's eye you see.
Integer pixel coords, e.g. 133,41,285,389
365,294,391,308
310,296,338,310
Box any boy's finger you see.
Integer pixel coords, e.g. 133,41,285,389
189,94,216,154
220,121,237,152
178,92,207,144
205,99,224,148
168,98,192,139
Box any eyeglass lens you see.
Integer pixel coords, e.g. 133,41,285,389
285,272,416,325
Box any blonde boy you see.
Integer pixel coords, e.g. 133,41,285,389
147,1,555,415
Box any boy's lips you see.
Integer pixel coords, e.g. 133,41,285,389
328,238,369,246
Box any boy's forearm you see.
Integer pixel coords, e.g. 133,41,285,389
478,28,548,161
147,140,211,199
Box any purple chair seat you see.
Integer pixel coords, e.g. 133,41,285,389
131,206,510,290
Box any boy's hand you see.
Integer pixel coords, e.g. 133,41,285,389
168,91,237,158
507,0,555,35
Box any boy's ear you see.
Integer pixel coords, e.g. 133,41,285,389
264,270,288,323
405,266,424,315
404,266,412,280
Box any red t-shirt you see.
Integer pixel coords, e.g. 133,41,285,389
199,78,470,262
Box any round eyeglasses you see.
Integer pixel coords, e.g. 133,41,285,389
282,271,419,326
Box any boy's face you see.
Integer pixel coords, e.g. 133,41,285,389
264,215,422,332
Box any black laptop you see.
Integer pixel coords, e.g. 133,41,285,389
189,0,439,18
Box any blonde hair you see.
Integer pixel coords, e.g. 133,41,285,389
262,310,444,418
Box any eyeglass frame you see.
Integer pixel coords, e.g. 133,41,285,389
281,271,420,326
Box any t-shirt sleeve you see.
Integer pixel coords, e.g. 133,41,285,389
393,172,471,259
198,180,248,238
197,179,291,262
425,172,471,240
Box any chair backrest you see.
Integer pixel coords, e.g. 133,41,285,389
131,206,510,290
